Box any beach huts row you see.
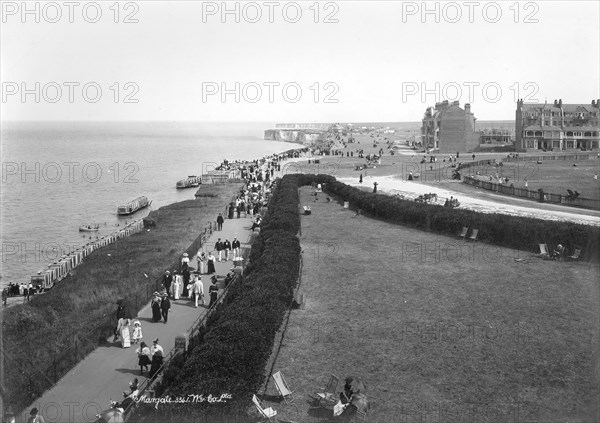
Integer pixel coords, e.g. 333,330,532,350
30,219,146,290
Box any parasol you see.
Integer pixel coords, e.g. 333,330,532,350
351,392,369,414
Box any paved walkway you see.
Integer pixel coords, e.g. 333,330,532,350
17,213,258,423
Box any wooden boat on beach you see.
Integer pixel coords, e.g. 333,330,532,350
117,196,152,216
176,175,202,189
79,225,100,232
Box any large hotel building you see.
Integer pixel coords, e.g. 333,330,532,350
515,99,600,151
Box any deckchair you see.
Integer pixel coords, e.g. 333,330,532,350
568,249,581,260
467,228,478,242
538,243,550,257
252,394,277,422
272,371,295,404
457,226,468,240
308,374,338,409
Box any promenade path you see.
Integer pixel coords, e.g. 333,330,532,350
16,212,258,423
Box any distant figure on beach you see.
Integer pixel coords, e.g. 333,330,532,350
217,213,224,231
472,153,476,160
207,252,216,274
373,182,378,193
359,173,363,183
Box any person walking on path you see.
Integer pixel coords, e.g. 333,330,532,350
208,276,219,309
182,267,191,297
192,275,205,308
131,319,143,344
181,252,190,271
162,271,173,298
172,271,181,300
151,292,162,323
197,251,206,274
160,293,171,323
216,213,224,231
223,239,232,261
136,341,151,375
207,252,216,274
27,407,44,423
116,317,131,348
149,339,164,379
215,238,224,262
232,237,240,260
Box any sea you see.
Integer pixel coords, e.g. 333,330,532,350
0,119,513,288
0,121,304,289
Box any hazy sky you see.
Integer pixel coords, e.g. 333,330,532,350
1,1,599,122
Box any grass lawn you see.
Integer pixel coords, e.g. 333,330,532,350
262,186,599,423
466,159,600,201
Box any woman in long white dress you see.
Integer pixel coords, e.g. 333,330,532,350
173,272,181,300
117,317,131,348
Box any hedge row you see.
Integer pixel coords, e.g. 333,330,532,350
139,175,304,421
306,174,599,261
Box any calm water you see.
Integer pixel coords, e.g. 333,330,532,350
0,121,300,287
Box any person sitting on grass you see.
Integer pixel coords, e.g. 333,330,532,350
552,244,565,259
339,378,354,405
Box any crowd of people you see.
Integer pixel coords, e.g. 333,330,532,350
2,281,42,305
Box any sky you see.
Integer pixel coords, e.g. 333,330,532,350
1,0,599,122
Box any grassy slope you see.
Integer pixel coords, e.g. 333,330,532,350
2,183,242,410
268,186,599,423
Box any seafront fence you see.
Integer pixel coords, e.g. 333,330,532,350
502,153,591,162
463,175,600,210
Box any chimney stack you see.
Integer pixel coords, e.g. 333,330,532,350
465,103,471,114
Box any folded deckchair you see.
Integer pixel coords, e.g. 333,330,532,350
457,226,468,240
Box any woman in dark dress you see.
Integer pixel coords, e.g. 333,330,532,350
208,277,219,308
136,341,151,374
207,252,216,274
150,293,162,322
181,266,190,297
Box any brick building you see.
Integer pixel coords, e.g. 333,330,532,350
421,100,480,153
515,99,600,151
